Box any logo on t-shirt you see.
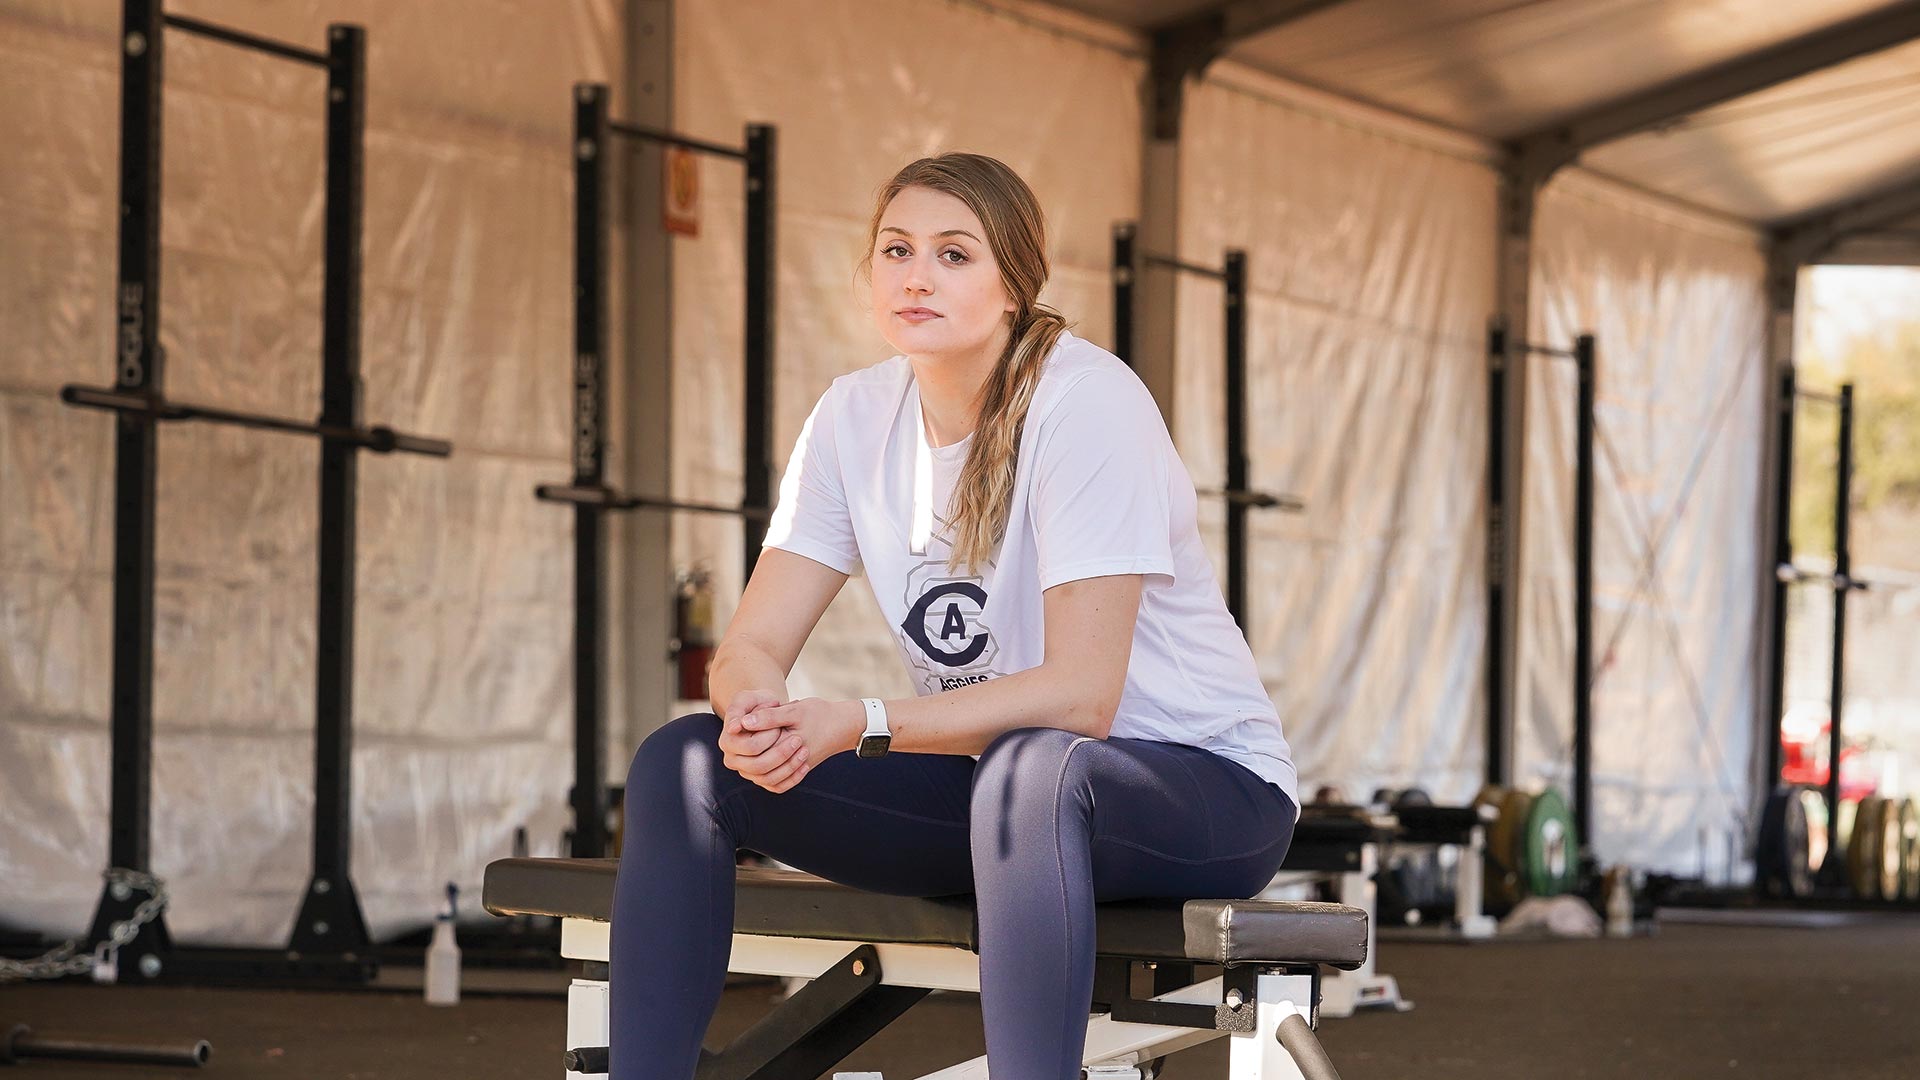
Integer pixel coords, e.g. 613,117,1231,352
898,550,1000,694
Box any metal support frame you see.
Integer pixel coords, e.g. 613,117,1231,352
1135,1,1349,432
289,21,373,960
1484,324,1509,788
1763,368,1796,792
1572,334,1596,859
1756,175,1920,825
1485,333,1597,856
742,123,777,588
557,919,1334,1080
1510,3,1920,181
542,84,775,858
1113,229,1298,637
1222,249,1251,634
621,0,677,770
567,84,614,861
1112,223,1137,367
87,0,169,967
1490,4,1920,803
72,1,442,983
1145,1,1353,140
1822,383,1856,860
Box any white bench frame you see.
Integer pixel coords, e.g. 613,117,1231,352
558,920,1323,1079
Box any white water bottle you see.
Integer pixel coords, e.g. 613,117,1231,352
425,882,462,1006
1605,867,1633,938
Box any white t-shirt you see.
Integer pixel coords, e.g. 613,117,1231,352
761,330,1298,807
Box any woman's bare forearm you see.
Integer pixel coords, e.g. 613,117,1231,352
706,637,792,718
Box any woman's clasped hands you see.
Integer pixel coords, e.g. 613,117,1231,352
717,691,863,794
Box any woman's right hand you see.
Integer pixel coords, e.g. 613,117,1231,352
718,690,808,792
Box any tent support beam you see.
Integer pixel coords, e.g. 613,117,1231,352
1511,2,1920,179
1136,0,1354,424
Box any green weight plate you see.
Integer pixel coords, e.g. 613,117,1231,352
1524,787,1578,897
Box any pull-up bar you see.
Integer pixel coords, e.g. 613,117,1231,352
160,13,329,68
61,386,452,456
1112,223,1305,640
607,120,748,161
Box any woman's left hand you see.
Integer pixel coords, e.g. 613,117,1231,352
739,697,864,791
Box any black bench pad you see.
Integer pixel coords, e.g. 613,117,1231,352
484,858,1366,970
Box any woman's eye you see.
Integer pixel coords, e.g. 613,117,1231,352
883,243,908,257
942,249,968,264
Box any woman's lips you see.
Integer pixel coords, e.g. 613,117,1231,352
896,309,941,323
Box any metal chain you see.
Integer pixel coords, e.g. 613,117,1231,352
0,868,168,983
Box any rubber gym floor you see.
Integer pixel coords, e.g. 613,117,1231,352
3,915,1915,1079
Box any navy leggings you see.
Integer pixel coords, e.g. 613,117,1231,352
609,713,1299,1079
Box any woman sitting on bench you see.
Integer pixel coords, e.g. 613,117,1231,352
614,152,1301,1079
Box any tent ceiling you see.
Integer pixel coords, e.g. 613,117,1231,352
1045,0,1920,226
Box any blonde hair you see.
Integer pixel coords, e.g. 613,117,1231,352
859,153,1068,575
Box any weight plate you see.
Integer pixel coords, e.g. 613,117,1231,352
1847,797,1883,900
1878,796,1904,902
1392,788,1433,810
1477,786,1527,911
1835,797,1857,861
1524,787,1578,897
1755,788,1790,897
1901,799,1920,903
1793,787,1829,900
1759,787,1823,899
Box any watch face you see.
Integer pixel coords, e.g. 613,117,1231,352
857,733,892,759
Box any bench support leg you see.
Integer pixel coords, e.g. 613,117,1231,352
1227,971,1324,1080
696,944,930,1080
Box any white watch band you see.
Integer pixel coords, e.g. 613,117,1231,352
859,697,889,737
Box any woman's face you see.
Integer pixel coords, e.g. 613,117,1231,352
869,186,1016,361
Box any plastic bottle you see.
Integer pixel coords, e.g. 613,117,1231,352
1605,866,1633,938
425,882,461,1006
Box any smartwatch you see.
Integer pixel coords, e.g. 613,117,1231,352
856,698,892,758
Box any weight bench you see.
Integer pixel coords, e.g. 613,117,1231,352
483,858,1367,1080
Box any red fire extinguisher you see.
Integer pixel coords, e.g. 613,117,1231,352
674,566,716,701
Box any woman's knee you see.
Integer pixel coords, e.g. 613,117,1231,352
971,727,1098,820
976,726,1089,774
625,711,726,793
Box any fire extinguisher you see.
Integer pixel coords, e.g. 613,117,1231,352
674,566,716,701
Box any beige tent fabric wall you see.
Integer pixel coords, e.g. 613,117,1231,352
1520,171,1767,873
666,0,1144,714
1177,70,1500,806
0,0,619,944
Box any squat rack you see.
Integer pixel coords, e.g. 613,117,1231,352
1486,328,1598,860
58,0,451,984
533,83,776,858
1766,376,1876,864
1111,223,1302,638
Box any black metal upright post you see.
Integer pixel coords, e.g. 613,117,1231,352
1572,333,1597,857
1112,223,1136,367
1764,368,1797,790
88,0,173,970
567,84,611,860
292,24,372,957
1485,323,1508,789
1222,250,1249,636
742,125,776,588
1824,383,1855,833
